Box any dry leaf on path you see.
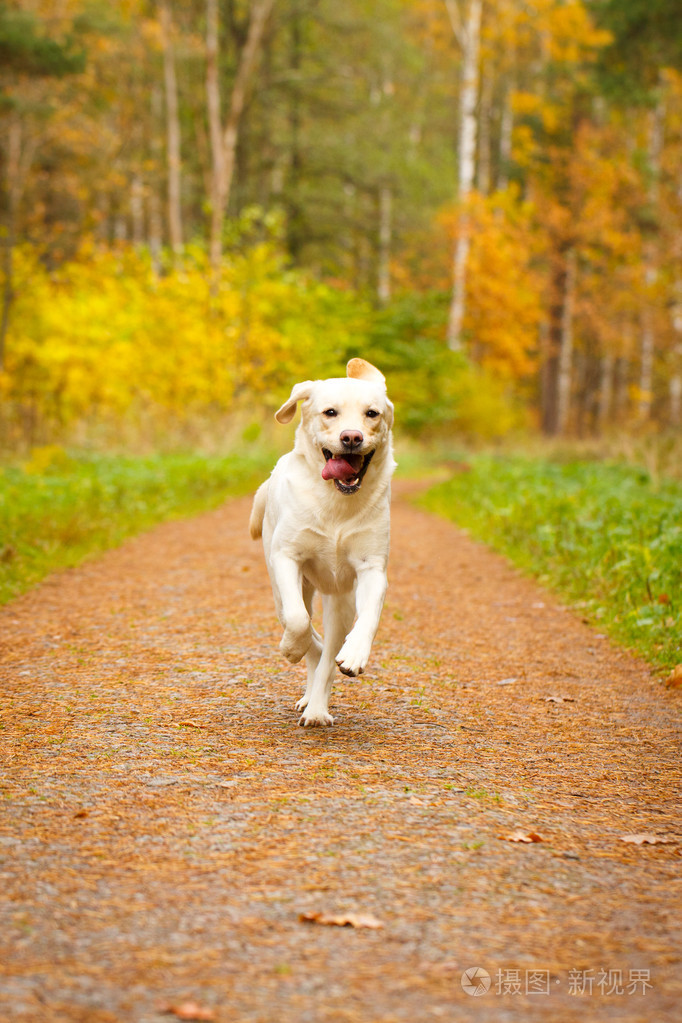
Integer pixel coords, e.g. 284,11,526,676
543,695,575,703
161,1002,216,1021
619,834,676,846
500,831,544,844
177,720,204,729
299,911,384,929
664,665,682,689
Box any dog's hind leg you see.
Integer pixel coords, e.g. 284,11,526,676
298,591,355,727
295,578,322,713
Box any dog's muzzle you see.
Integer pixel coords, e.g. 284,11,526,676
321,449,375,494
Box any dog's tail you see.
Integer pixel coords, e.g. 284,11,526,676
249,480,269,540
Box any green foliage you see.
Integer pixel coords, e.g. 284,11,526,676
0,3,85,84
0,449,275,603
594,0,682,96
420,456,682,669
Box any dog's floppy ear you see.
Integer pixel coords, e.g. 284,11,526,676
274,381,314,424
347,358,386,389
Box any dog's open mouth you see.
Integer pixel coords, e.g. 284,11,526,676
321,449,374,494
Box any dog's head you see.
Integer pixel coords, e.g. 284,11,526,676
275,359,394,495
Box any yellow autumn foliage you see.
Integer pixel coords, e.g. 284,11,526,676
1,243,371,436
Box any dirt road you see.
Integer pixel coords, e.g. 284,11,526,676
0,483,680,1022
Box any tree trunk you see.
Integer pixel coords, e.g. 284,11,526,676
1,117,36,372
377,185,392,305
597,352,614,432
206,0,224,271
0,120,21,372
541,250,572,436
445,0,481,351
148,85,164,276
159,1,183,266
207,0,275,284
669,164,682,427
285,0,303,260
638,261,656,421
497,85,513,191
670,279,682,427
556,248,576,435
637,98,664,421
476,68,492,195
131,175,144,247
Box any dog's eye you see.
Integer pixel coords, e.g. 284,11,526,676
322,408,338,418
365,409,380,419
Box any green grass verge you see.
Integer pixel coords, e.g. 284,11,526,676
419,455,682,671
0,448,274,604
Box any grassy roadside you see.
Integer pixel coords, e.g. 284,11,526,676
0,448,274,605
419,454,682,672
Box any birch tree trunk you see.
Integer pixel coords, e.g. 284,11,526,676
207,0,275,284
445,0,482,351
159,1,183,265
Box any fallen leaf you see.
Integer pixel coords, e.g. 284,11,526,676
408,796,424,805
543,695,575,703
73,809,88,819
299,911,384,929
664,665,682,689
177,720,204,729
162,1002,215,1021
497,677,517,686
500,831,544,844
619,834,676,846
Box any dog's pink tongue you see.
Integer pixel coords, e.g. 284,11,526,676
322,457,357,481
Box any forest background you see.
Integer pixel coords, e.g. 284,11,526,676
1,0,682,450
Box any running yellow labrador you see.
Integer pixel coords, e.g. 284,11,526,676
250,359,395,726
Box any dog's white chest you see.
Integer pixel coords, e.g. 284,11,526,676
298,529,358,594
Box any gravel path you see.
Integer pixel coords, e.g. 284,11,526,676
0,482,680,1022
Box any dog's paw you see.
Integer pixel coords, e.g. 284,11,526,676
280,623,312,664
336,638,370,678
298,706,334,727
338,662,364,678
294,695,309,712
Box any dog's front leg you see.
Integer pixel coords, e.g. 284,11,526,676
271,555,312,664
336,563,387,677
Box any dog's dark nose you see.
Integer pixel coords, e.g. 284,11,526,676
340,430,363,450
